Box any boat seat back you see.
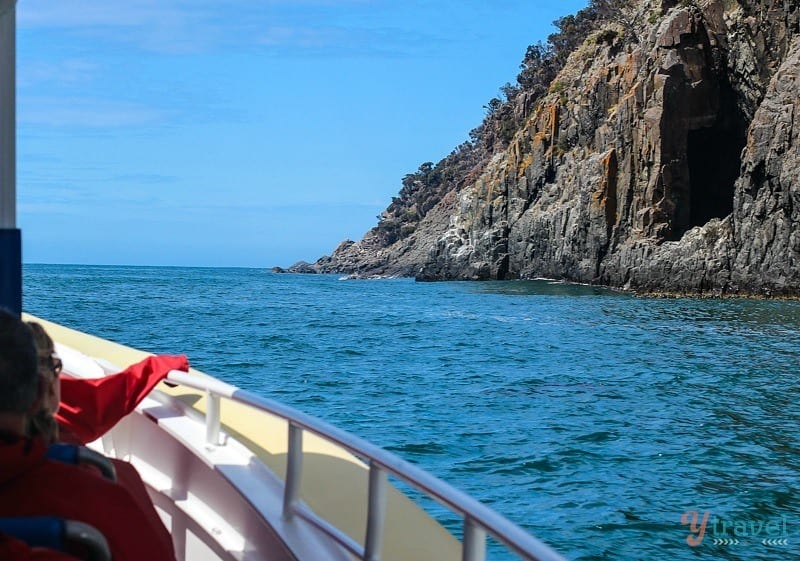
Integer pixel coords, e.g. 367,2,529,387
0,517,111,561
46,444,117,482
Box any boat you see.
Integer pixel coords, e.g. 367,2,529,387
1,2,567,560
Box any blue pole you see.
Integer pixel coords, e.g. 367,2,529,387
0,228,21,315
0,0,18,316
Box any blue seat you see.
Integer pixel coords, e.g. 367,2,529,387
46,444,117,482
0,517,111,561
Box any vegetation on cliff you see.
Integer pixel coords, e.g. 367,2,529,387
373,1,624,249
372,0,664,250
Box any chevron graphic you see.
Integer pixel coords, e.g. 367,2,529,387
762,539,789,546
712,538,740,546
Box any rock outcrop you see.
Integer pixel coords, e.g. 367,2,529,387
314,0,800,296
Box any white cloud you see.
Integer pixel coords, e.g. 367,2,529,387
18,0,432,56
19,59,100,88
20,97,170,128
18,0,229,54
257,24,438,58
19,0,198,29
18,0,374,29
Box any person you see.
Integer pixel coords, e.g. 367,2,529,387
25,321,182,551
25,322,189,445
0,532,81,561
25,323,61,445
0,308,177,561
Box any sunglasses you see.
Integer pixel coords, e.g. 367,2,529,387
50,354,63,376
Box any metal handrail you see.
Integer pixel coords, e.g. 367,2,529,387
165,370,567,561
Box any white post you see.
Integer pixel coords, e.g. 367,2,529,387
462,518,486,561
205,390,221,446
364,462,388,561
0,0,15,229
282,423,303,520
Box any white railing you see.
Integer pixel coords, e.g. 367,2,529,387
165,371,567,561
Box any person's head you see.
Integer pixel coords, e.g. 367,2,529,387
0,309,39,434
25,322,62,444
27,321,61,414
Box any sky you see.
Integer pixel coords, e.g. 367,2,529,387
17,0,588,268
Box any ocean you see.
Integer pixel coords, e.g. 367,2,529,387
23,264,800,560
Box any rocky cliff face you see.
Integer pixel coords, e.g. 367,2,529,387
314,0,800,296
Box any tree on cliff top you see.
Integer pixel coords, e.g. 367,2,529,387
591,0,649,42
373,1,634,248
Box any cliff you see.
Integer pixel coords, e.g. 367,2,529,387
312,0,800,296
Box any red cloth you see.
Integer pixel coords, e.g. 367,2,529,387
0,532,81,561
56,355,189,445
0,437,176,561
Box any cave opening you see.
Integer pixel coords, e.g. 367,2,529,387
683,82,748,236
686,125,741,227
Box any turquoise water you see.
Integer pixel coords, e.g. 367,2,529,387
23,264,800,560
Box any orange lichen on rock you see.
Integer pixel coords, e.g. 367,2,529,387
594,149,619,229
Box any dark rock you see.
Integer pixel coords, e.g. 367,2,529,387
314,0,800,296
287,261,318,274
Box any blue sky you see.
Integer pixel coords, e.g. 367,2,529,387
17,0,587,267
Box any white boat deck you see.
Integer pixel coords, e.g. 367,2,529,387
28,313,567,561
